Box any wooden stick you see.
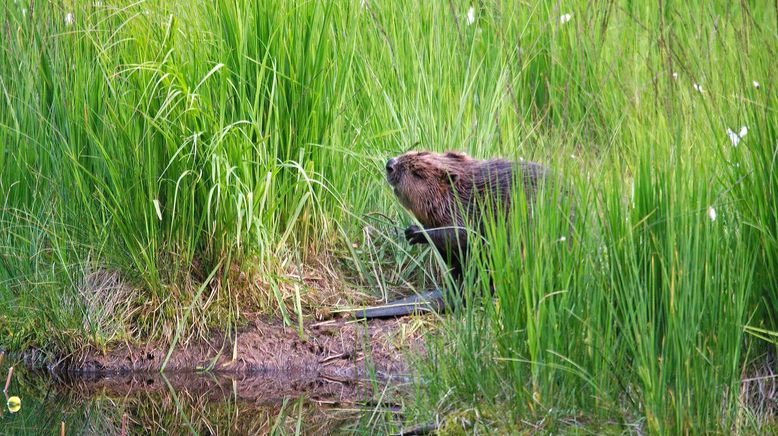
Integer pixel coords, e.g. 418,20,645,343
3,366,12,392
60,421,65,436
121,413,128,436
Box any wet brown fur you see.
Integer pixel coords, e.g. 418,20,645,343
386,150,557,280
389,151,547,227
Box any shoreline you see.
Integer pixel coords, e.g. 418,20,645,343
32,316,424,381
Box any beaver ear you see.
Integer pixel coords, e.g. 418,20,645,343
444,151,468,160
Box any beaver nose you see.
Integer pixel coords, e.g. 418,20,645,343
385,158,397,174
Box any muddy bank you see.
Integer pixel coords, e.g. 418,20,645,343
61,316,426,381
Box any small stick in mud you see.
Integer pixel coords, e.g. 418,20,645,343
121,413,128,436
3,366,12,392
60,421,65,436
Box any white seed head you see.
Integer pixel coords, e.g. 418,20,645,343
466,7,475,25
693,83,704,93
559,236,567,242
707,206,717,222
727,126,747,146
672,72,678,80
753,80,760,89
65,12,74,26
727,129,739,146
153,199,163,221
560,13,572,24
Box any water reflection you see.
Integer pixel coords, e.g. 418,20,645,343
1,361,406,434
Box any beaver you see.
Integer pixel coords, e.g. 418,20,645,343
386,150,557,280
356,150,569,319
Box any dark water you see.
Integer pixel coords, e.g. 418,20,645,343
0,360,405,435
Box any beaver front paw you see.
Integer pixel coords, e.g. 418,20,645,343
405,225,427,245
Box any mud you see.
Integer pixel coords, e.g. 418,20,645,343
61,316,426,382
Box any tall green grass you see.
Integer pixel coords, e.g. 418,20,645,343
1,0,776,432
1,0,349,351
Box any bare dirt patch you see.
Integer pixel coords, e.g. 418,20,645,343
62,316,427,382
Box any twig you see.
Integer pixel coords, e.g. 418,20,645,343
319,352,350,364
742,374,778,383
310,319,339,328
3,366,12,392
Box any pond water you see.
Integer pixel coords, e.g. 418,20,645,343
0,359,406,435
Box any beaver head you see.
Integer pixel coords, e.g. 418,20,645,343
385,151,473,227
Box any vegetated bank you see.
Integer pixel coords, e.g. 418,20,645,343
0,1,776,433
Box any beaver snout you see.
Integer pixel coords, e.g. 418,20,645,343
385,158,397,174
385,158,398,184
